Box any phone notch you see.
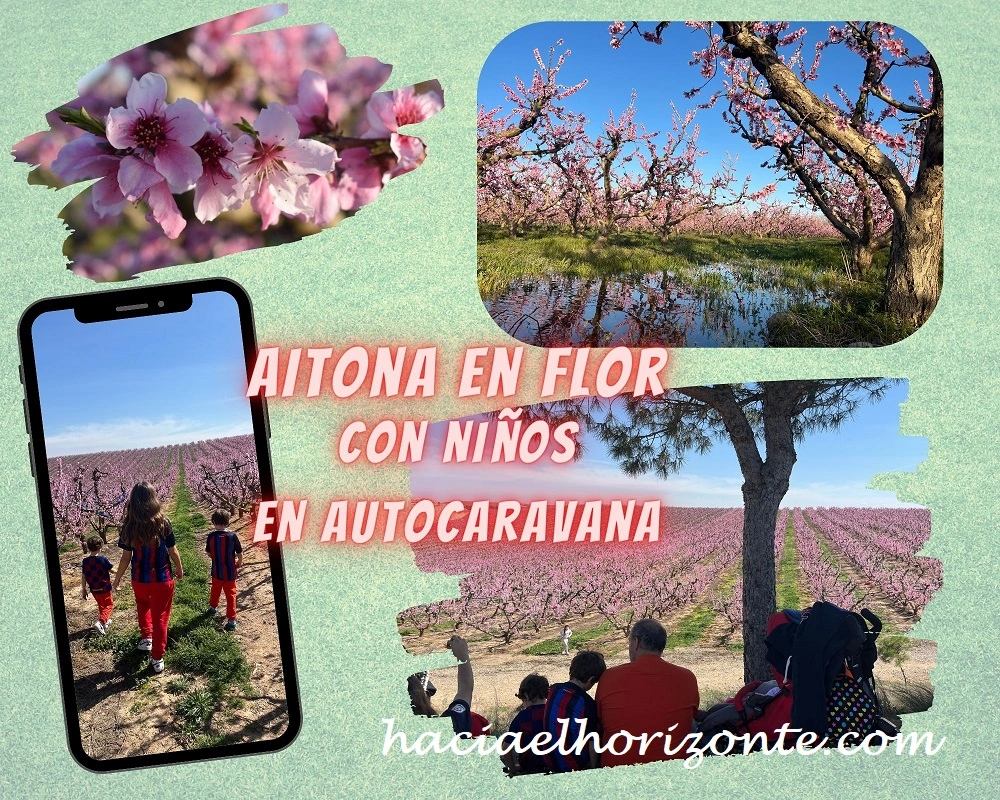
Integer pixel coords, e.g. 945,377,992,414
74,289,192,323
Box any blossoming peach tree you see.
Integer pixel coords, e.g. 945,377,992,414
14,5,443,280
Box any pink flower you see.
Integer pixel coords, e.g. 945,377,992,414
192,119,243,223
336,147,386,211
51,130,187,238
306,174,341,226
231,103,338,230
106,72,207,193
364,83,443,174
288,69,348,137
50,133,127,217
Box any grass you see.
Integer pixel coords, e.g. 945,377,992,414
477,225,846,296
522,622,613,655
193,733,237,749
478,226,913,347
666,606,717,649
165,677,191,695
398,620,457,637
176,689,215,733
777,512,802,610
800,509,873,608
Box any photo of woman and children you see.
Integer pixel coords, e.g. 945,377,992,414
80,484,243,672
57,451,289,760
34,293,291,759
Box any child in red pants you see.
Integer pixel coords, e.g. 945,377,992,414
81,535,114,634
113,483,183,674
205,509,243,631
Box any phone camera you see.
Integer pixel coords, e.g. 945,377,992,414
157,301,165,308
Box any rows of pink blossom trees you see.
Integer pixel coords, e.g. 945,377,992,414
183,435,261,521
477,46,804,241
479,22,941,324
48,446,179,548
398,504,937,647
48,437,263,549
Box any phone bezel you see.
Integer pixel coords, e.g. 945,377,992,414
17,277,301,772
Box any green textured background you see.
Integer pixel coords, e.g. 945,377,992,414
0,1,996,797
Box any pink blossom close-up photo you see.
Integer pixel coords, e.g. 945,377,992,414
13,4,445,281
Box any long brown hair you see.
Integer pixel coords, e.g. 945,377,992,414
119,482,168,548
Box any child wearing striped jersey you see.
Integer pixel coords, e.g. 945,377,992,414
81,535,114,635
205,509,243,631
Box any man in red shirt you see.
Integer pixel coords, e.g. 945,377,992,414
595,618,699,767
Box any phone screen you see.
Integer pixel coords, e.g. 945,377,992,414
19,279,299,770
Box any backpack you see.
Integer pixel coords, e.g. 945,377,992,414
700,604,898,746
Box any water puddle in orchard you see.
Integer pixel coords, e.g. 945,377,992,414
482,263,831,347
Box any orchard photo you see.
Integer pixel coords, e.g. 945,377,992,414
400,380,939,771
478,22,942,347
32,293,289,759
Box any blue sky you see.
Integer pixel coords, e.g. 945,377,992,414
33,291,253,456
479,21,933,204
411,381,926,508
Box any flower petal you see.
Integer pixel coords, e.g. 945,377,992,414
164,98,208,146
308,175,340,226
251,186,280,230
365,92,396,136
194,172,242,223
118,155,163,201
254,103,299,147
267,171,311,216
51,134,117,183
145,181,186,239
126,72,168,114
154,140,203,193
281,139,338,175
390,133,426,174
297,70,329,119
336,148,384,211
106,107,138,150
229,135,256,169
91,174,127,217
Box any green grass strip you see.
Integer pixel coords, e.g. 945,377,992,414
666,606,717,649
777,511,802,610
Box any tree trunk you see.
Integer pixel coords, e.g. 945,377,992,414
586,278,609,347
848,239,875,279
883,177,943,325
717,24,943,327
741,383,799,682
741,482,783,683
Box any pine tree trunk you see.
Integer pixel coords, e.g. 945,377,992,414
741,481,782,683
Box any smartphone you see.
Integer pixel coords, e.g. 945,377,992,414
18,277,300,771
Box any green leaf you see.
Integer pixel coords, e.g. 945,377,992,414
57,106,107,137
